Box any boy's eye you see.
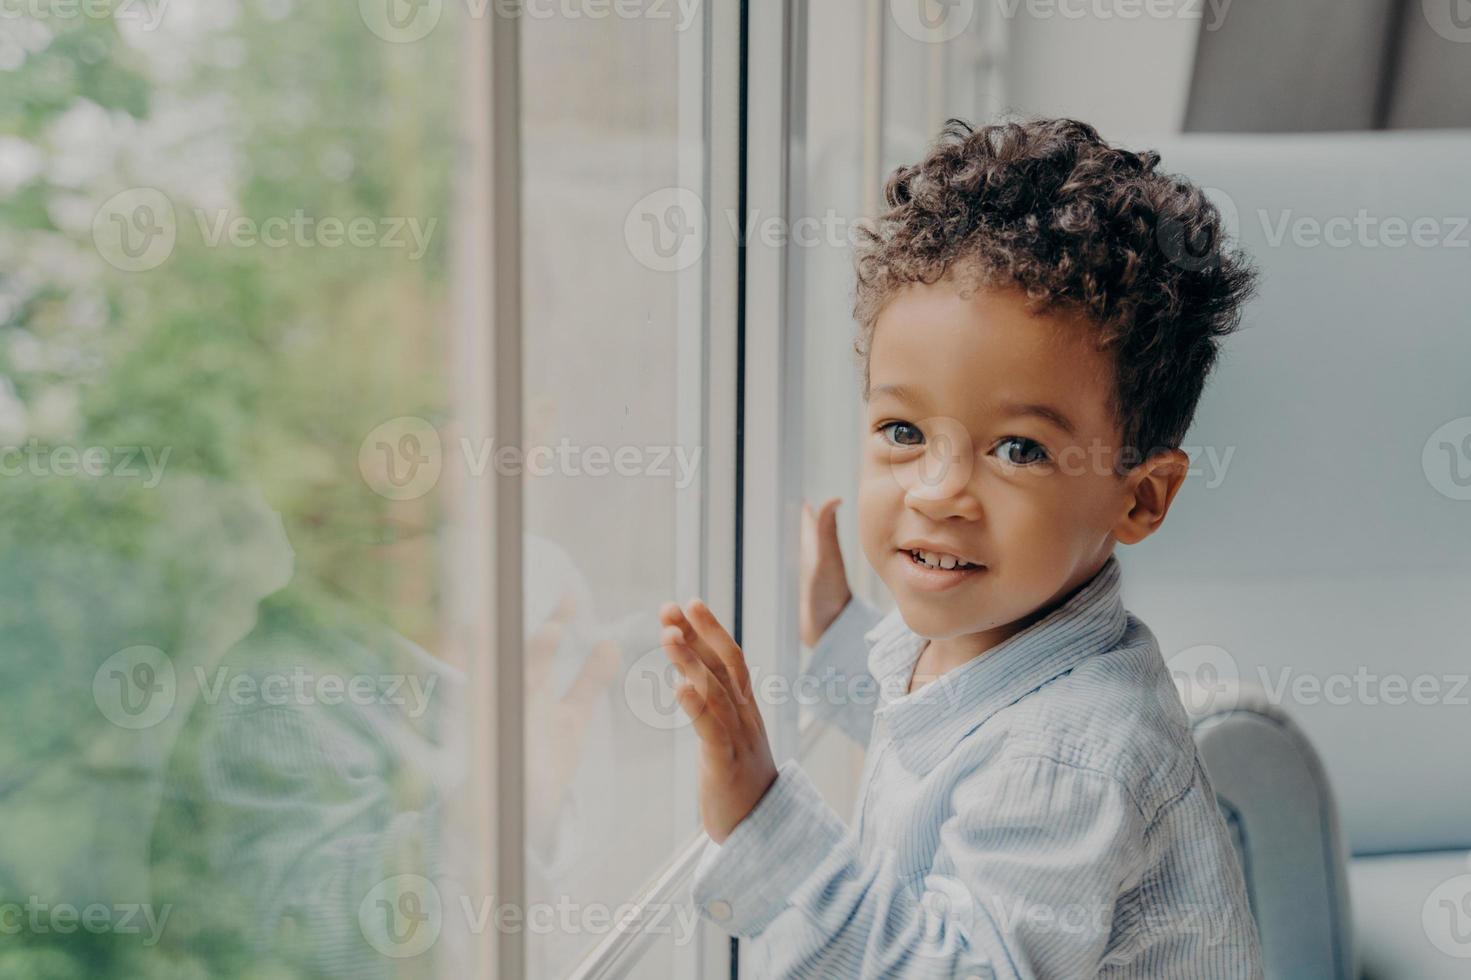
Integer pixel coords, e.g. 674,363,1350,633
879,421,924,448
994,436,1049,466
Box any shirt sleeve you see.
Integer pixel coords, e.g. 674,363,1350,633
689,752,1147,980
802,596,887,749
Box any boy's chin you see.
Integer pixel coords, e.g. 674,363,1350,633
893,601,982,642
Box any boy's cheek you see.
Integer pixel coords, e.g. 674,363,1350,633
855,476,898,572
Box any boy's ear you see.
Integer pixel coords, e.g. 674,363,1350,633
1113,448,1190,546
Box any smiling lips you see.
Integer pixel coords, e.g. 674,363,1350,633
906,548,980,571
897,540,984,569
896,545,986,592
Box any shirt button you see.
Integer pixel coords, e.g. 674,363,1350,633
707,900,733,922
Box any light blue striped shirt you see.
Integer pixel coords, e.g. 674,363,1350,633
690,555,1263,978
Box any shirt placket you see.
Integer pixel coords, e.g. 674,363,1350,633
855,710,891,842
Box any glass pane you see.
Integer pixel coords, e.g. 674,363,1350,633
519,8,706,980
794,1,999,815
0,2,470,976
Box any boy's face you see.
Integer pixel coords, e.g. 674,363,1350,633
858,279,1177,652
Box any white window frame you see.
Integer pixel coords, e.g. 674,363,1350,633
451,4,526,978
738,0,807,970
455,1,743,978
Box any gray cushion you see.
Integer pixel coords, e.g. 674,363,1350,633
1183,680,1355,979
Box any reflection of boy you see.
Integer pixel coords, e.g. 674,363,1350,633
160,531,624,978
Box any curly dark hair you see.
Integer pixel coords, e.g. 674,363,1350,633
852,116,1257,471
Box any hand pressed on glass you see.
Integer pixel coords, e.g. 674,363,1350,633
657,599,778,844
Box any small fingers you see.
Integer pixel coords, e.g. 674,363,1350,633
661,600,746,706
661,627,736,750
673,683,732,753
684,599,753,702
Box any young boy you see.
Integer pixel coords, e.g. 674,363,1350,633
658,117,1263,978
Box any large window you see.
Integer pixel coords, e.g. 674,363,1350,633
0,1,735,978
1,0,461,977
514,3,734,977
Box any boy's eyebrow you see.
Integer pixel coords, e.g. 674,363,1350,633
872,384,1078,436
999,400,1077,436
870,383,920,403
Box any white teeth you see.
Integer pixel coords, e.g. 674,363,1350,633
911,549,975,570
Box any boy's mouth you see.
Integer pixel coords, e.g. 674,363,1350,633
904,548,981,571
897,547,986,592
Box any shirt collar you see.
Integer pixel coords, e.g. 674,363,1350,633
861,554,1128,776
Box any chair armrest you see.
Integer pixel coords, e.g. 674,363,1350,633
1181,679,1357,980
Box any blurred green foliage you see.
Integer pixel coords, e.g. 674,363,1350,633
0,2,460,975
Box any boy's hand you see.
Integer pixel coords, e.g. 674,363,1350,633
800,497,853,648
657,599,777,844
